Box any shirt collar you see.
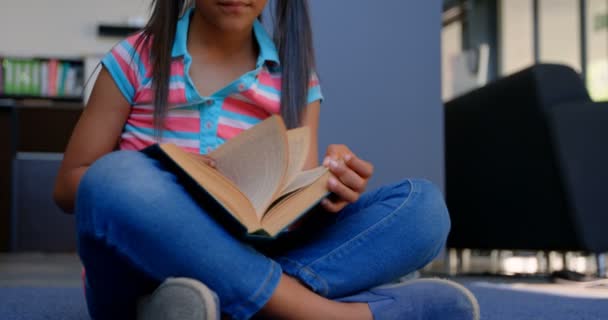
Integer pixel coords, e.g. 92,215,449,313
171,8,280,66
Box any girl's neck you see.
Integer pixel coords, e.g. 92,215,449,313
188,9,257,63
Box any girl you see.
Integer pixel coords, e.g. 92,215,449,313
53,0,479,319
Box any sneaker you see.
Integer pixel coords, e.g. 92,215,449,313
137,277,220,320
337,278,480,320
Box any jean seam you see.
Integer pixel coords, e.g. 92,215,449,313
306,179,417,271
231,260,281,319
277,257,330,296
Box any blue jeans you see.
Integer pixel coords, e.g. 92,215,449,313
76,151,450,320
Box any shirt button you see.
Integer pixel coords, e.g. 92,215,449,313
206,147,213,153
238,83,246,91
205,121,212,129
205,100,214,106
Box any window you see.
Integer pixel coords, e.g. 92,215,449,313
451,0,608,100
539,0,582,72
442,21,464,101
586,0,608,100
499,0,535,75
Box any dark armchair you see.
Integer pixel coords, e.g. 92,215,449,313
444,64,608,261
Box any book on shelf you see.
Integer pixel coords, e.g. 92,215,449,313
142,115,332,239
0,58,3,96
0,56,84,100
48,60,58,97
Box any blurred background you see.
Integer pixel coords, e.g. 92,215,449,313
442,0,608,101
0,0,607,319
440,0,607,278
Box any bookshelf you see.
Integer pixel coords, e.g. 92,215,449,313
0,56,85,102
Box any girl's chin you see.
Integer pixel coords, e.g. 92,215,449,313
214,18,255,32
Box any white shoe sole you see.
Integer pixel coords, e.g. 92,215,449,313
137,277,220,320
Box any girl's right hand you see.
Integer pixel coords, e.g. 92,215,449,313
321,144,374,213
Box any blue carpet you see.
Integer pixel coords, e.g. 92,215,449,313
0,284,606,319
465,283,608,320
0,287,88,320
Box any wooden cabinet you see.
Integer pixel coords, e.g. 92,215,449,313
0,100,82,251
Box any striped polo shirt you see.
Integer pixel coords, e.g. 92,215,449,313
101,8,322,154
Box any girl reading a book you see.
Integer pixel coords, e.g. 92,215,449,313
54,0,478,319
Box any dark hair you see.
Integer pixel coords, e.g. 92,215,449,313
273,0,316,128
133,0,183,138
135,0,316,136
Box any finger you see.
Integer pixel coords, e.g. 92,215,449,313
344,154,374,179
327,176,360,203
201,157,216,168
324,144,350,161
327,159,367,192
193,155,216,168
322,155,335,167
321,198,347,213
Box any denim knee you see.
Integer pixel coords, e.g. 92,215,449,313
407,179,451,263
76,151,158,238
412,179,451,262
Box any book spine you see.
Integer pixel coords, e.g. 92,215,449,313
0,57,3,96
9,59,17,95
32,60,41,96
65,66,76,97
21,60,29,95
4,59,13,95
73,64,84,96
57,62,68,97
12,60,19,95
23,60,32,95
48,59,58,97
19,60,23,95
40,61,48,96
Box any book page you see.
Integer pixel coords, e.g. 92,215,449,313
159,143,260,231
280,166,328,197
209,116,289,220
282,127,311,190
261,171,331,237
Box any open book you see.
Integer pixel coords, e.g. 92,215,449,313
142,116,331,238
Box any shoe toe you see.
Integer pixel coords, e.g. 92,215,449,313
369,279,480,320
137,278,220,320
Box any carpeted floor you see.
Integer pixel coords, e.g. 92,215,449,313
466,282,608,320
0,254,607,319
0,283,607,319
0,287,87,320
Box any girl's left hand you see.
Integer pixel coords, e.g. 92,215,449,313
321,144,374,213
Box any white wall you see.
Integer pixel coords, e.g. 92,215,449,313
0,0,149,58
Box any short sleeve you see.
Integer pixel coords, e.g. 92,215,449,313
307,71,324,105
101,38,141,105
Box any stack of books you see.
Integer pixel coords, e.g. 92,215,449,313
0,57,84,99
